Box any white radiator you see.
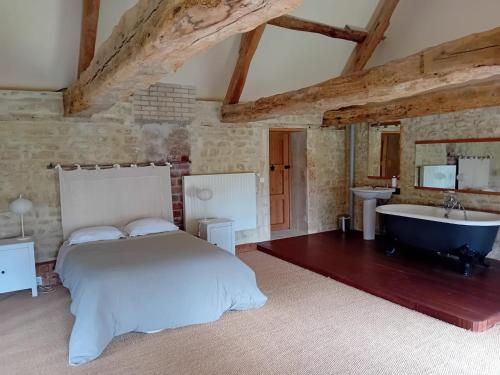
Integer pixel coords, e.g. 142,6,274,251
183,173,257,235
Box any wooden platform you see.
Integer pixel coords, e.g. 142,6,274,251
257,231,500,332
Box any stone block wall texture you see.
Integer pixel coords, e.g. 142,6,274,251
353,106,500,260
189,102,346,244
133,83,196,124
0,88,193,261
0,90,347,263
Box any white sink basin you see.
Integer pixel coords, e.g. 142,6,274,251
351,187,395,200
350,187,395,240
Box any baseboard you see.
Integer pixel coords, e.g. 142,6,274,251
236,243,258,254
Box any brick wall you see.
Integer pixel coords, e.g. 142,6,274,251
134,83,196,124
169,155,190,228
133,82,195,229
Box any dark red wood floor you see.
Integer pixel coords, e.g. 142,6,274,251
257,230,500,332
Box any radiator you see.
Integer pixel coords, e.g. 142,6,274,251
183,173,257,235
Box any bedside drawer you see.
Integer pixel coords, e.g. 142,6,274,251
0,248,32,293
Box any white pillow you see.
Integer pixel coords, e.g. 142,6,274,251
125,217,178,237
68,226,125,245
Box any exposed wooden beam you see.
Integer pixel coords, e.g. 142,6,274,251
342,0,399,74
322,79,500,127
220,27,500,123
224,25,266,105
268,15,367,43
78,0,100,77
64,0,302,116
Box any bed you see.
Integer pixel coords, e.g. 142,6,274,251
54,166,267,365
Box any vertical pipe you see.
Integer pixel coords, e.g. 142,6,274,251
348,125,356,227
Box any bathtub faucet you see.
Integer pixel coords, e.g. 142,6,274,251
443,191,467,220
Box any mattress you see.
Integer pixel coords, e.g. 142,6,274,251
55,231,267,365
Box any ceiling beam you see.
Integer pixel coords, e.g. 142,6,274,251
267,15,367,43
224,25,266,105
64,0,302,116
78,0,100,77
322,79,500,127
342,0,399,74
220,27,500,123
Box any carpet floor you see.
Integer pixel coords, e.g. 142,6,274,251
1,251,499,375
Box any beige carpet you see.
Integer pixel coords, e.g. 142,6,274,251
1,251,499,375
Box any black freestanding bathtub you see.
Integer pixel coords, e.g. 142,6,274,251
376,204,500,276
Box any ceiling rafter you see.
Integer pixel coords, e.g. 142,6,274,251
78,0,100,77
224,25,266,105
220,27,500,123
63,0,302,116
267,15,367,43
322,79,500,127
342,0,400,75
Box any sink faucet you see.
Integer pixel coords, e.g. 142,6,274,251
443,191,467,220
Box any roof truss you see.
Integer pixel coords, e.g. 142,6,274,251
64,0,302,116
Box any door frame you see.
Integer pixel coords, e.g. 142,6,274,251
379,131,400,177
268,128,305,233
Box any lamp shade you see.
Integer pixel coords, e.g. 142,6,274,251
9,195,33,215
196,188,213,202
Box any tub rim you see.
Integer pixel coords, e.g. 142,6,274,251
376,204,500,226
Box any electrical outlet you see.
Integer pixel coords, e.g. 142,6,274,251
36,276,43,286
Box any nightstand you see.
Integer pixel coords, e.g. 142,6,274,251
198,218,235,255
0,238,37,297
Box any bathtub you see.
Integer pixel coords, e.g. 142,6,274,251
376,204,500,276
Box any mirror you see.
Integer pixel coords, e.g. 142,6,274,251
367,122,401,178
415,138,500,194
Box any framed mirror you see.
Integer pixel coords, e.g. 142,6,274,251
367,122,401,179
415,138,500,194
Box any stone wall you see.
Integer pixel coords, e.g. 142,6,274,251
189,102,346,244
353,106,500,260
0,88,192,261
0,90,347,262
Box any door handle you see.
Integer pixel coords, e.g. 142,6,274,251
284,165,291,170
270,165,276,171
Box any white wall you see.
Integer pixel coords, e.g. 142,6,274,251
0,0,82,90
162,0,378,101
1,0,499,96
95,0,378,101
368,0,500,67
95,0,137,49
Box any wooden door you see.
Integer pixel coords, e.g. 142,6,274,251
269,131,290,231
380,132,400,177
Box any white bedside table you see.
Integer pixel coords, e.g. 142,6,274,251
0,237,37,297
198,218,235,255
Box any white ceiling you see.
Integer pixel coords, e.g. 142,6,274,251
0,0,499,100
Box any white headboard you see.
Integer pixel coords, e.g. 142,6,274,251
58,166,172,239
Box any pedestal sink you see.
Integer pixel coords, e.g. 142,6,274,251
351,187,395,240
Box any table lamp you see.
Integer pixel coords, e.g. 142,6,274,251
196,188,213,222
9,194,33,239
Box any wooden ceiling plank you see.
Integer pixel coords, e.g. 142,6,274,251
322,79,500,127
342,0,399,74
220,27,500,123
268,15,367,43
224,25,266,105
78,0,100,77
64,0,303,116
